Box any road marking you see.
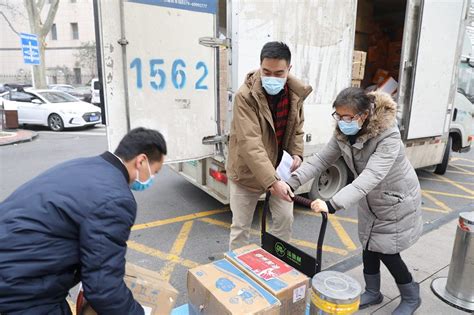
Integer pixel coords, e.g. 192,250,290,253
450,157,474,163
328,216,357,250
451,163,474,168
127,240,200,269
422,206,449,213
449,164,474,175
198,217,349,256
295,210,358,224
159,221,194,281
418,176,474,187
132,209,228,231
446,169,474,176
422,190,474,200
422,192,452,212
433,174,474,196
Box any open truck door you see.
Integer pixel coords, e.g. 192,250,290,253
404,0,468,140
95,0,219,162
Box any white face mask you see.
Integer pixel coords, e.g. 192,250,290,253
130,159,155,191
261,76,287,95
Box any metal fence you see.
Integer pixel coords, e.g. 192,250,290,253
0,74,96,87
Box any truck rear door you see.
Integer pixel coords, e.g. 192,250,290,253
405,0,468,140
96,0,218,162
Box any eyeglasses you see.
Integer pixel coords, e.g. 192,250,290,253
332,111,362,123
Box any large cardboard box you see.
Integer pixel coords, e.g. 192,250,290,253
82,264,178,315
187,259,281,315
225,244,309,315
352,50,367,80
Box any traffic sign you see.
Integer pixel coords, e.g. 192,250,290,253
20,33,40,65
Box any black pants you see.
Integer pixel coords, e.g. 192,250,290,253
363,250,412,284
2,300,72,315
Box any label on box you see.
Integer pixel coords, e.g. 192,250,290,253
236,248,292,281
293,285,306,303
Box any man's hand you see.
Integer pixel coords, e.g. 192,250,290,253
290,155,302,172
310,199,329,213
269,180,294,202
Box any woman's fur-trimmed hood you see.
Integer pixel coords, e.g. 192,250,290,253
335,91,397,143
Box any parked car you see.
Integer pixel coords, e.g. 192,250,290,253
0,89,101,131
90,78,101,105
48,84,92,102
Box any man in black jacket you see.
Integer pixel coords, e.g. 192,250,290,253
0,127,166,315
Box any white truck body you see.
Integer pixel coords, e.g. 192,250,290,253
95,0,473,204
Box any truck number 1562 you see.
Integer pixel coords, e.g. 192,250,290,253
130,57,209,91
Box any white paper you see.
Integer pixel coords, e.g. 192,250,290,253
276,151,293,182
142,305,152,315
293,284,307,303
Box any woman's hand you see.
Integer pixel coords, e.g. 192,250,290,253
311,199,329,213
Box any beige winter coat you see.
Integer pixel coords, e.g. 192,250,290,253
227,70,312,192
287,92,423,254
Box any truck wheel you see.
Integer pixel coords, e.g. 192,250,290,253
309,158,349,201
434,136,452,175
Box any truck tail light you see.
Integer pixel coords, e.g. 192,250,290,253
210,168,228,185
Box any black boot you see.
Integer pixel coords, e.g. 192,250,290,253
359,272,384,309
392,281,421,315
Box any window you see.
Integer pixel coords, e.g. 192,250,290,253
10,92,37,103
51,23,57,40
74,68,82,84
71,23,79,40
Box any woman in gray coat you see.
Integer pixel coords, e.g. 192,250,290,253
286,87,423,315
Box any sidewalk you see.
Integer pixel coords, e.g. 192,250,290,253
343,205,473,314
0,129,38,146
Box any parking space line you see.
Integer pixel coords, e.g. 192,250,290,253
422,192,452,212
451,163,474,168
446,169,474,176
198,217,349,256
422,206,449,213
295,210,358,224
418,176,474,187
422,190,474,200
127,240,200,269
158,221,194,281
433,174,474,196
449,164,474,175
131,209,227,231
450,157,474,163
328,216,357,251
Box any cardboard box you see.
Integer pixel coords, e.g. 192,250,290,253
82,264,178,315
187,259,281,315
225,244,310,315
372,69,390,85
352,50,367,80
352,80,362,88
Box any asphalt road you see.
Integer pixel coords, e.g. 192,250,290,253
1,126,473,307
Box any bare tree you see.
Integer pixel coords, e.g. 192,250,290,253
74,41,97,78
24,0,60,88
0,1,25,35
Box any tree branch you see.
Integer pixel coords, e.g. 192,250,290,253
37,0,45,12
40,0,58,38
0,10,19,35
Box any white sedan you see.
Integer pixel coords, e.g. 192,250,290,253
1,89,101,131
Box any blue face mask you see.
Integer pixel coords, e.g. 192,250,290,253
131,159,155,191
338,120,362,136
261,76,287,95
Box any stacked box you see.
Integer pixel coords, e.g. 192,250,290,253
225,244,310,315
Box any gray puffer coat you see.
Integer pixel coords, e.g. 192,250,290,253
287,92,423,254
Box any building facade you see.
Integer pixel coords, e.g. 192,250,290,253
0,0,96,86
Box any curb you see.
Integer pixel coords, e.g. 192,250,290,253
0,130,38,146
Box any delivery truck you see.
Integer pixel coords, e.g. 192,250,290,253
94,0,473,204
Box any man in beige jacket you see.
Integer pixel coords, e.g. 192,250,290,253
226,41,312,250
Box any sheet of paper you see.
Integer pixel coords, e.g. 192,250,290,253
276,151,293,182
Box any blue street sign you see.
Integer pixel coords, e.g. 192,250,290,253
20,32,40,65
